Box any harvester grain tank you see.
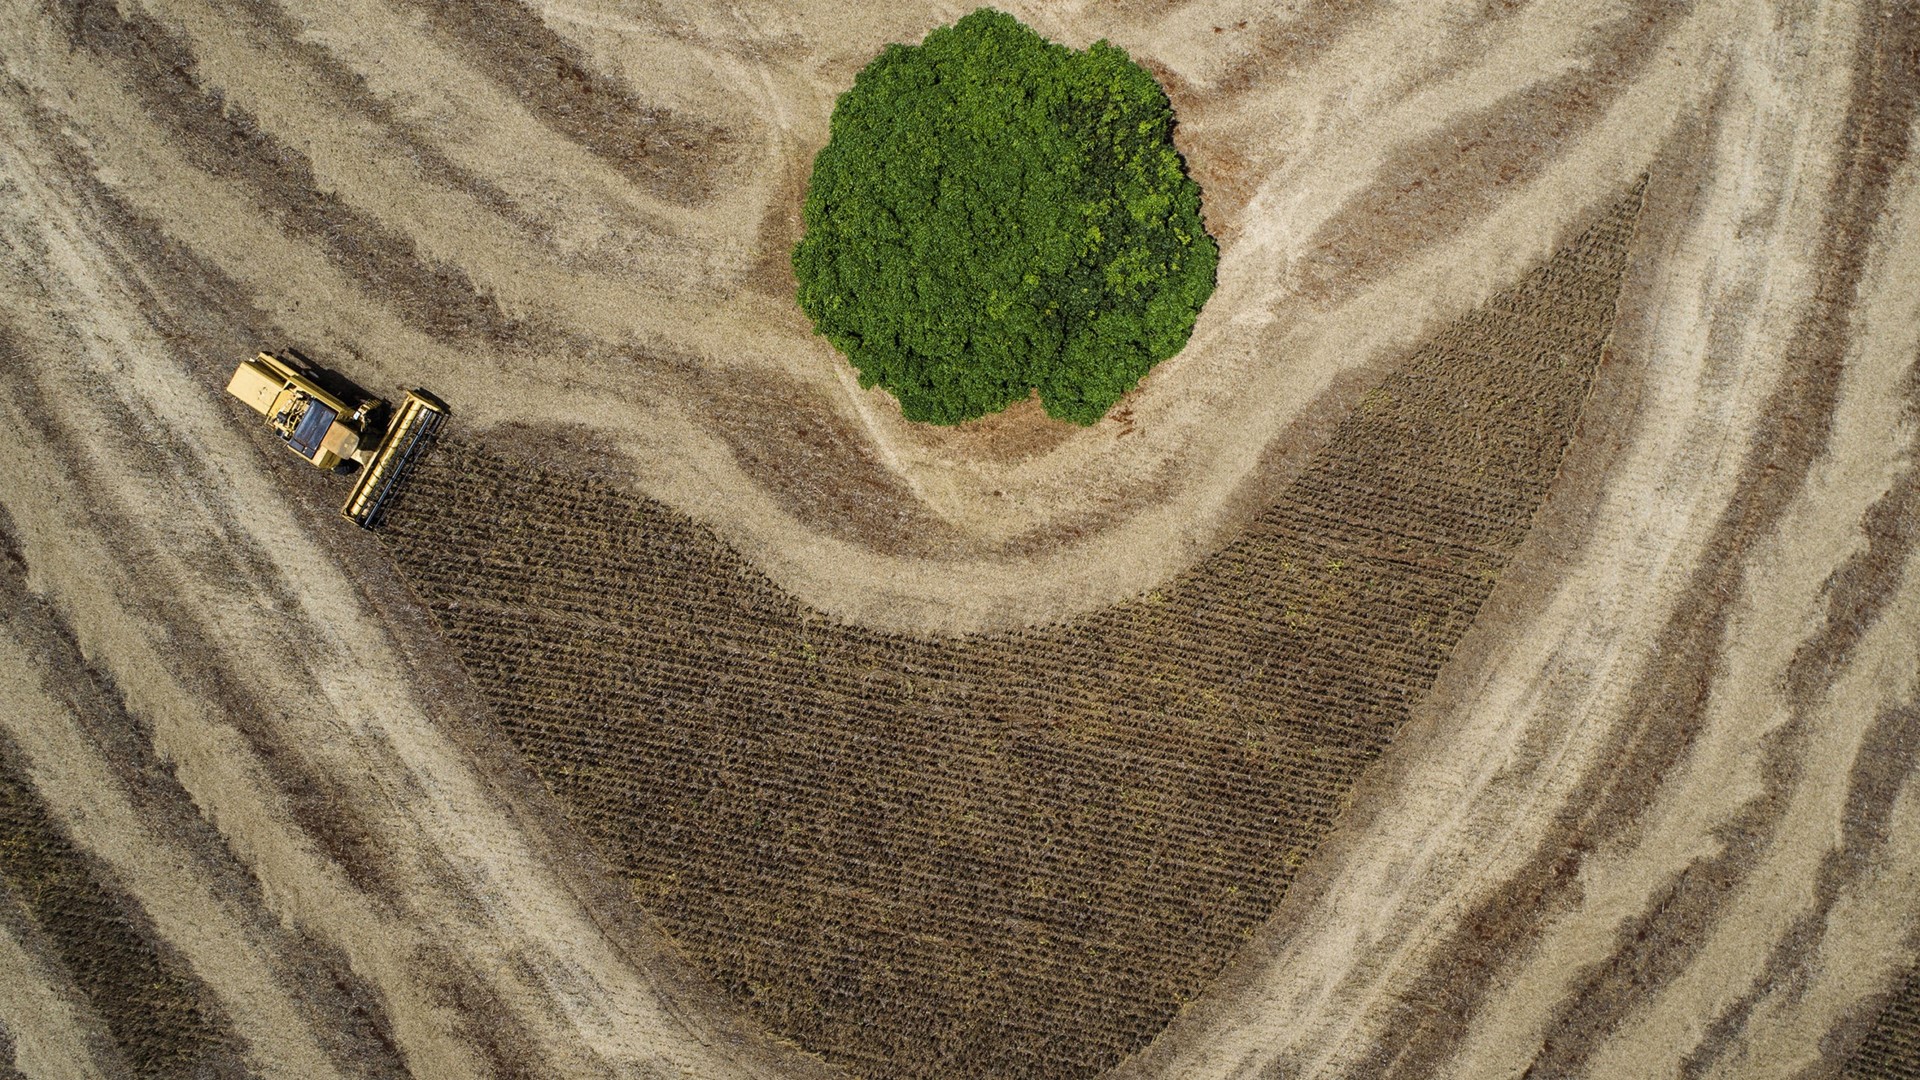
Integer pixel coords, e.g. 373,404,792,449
225,351,446,528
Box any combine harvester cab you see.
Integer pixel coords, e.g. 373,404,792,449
225,351,447,529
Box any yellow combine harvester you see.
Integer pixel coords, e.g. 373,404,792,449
226,351,447,529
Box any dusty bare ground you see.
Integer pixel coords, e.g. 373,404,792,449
0,0,1917,1078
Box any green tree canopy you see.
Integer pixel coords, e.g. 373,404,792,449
792,8,1218,426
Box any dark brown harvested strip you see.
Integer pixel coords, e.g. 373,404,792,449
0,739,247,1080
0,509,410,1080
50,0,538,348
390,0,735,205
0,1022,23,1080
1847,960,1920,1079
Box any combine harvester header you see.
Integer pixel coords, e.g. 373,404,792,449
225,350,447,529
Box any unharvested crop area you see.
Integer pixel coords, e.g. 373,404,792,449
381,190,1638,1076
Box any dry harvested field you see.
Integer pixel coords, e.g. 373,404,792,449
1,0,1919,1078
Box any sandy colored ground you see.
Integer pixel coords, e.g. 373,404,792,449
0,0,1917,1077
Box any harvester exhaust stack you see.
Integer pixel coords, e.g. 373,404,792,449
342,390,446,529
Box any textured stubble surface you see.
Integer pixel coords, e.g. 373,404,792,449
1849,966,1920,1079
